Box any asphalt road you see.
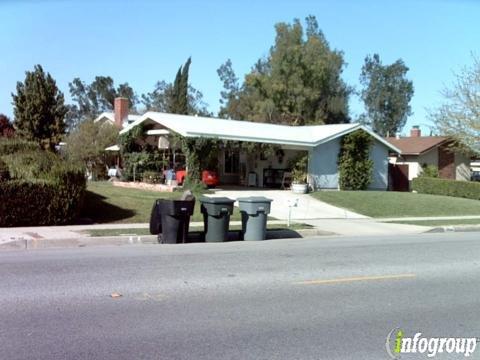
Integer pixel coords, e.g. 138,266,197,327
1,232,480,359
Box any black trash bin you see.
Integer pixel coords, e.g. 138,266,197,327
157,199,195,244
149,199,163,235
200,197,235,242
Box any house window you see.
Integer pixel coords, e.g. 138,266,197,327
224,150,239,174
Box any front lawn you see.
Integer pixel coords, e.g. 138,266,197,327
80,182,242,224
311,191,480,218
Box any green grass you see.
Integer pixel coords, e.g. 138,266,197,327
80,181,242,224
84,223,313,237
311,191,480,218
388,219,480,227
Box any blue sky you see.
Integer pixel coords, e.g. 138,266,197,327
0,0,478,134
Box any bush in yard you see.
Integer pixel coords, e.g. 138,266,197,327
142,171,164,184
418,164,439,178
64,119,119,180
0,142,86,226
412,177,480,200
0,137,39,155
338,130,373,190
2,150,58,180
0,158,10,181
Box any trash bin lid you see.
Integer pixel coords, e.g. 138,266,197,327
237,196,273,203
199,196,235,204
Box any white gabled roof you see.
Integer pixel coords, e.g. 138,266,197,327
105,144,120,151
119,112,401,152
94,112,141,125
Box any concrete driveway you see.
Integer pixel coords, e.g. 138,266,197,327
208,188,428,236
208,188,366,220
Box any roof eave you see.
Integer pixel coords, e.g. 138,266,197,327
184,132,313,147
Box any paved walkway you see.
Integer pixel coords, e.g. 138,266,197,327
304,219,429,236
0,221,289,243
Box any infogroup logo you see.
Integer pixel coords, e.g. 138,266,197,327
386,328,478,358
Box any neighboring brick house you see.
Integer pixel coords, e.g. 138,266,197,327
386,126,471,190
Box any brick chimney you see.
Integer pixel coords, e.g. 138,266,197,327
410,125,421,138
114,97,129,129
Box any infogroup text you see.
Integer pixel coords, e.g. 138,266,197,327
386,329,478,358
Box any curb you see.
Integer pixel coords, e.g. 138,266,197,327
0,228,334,251
426,225,480,234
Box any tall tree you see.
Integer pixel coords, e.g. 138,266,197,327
360,54,414,136
217,59,242,119
431,56,480,154
12,65,68,149
169,57,192,115
0,114,15,138
67,76,137,129
218,16,351,125
142,58,210,116
65,119,119,176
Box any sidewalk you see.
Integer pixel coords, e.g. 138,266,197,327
0,220,288,243
375,215,480,222
2,216,480,248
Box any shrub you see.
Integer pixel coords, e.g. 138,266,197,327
2,150,58,180
0,158,10,181
419,164,439,178
177,180,207,195
142,171,164,184
412,177,480,200
0,138,39,155
0,147,86,226
121,151,167,181
338,130,373,190
0,170,85,226
288,152,308,184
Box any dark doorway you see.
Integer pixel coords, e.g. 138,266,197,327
389,164,409,192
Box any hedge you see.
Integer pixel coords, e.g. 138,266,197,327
0,138,39,155
411,177,480,200
0,144,86,226
0,171,85,227
2,150,59,180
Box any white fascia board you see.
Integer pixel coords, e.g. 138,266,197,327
94,112,114,123
312,124,402,154
119,112,188,136
184,131,314,147
146,129,170,135
312,124,362,146
119,114,149,134
105,144,120,151
358,125,402,153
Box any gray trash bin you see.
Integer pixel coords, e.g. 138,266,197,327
200,197,235,242
237,197,273,241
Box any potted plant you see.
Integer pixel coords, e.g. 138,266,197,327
290,154,308,194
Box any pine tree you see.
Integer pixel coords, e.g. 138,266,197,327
12,65,68,149
169,57,191,115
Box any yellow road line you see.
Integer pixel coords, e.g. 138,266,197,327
296,273,416,285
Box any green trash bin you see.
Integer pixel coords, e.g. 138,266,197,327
237,197,273,241
200,197,235,242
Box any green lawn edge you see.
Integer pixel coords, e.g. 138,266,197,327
311,191,480,218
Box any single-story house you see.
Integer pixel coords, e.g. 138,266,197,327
386,126,470,191
98,98,401,190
